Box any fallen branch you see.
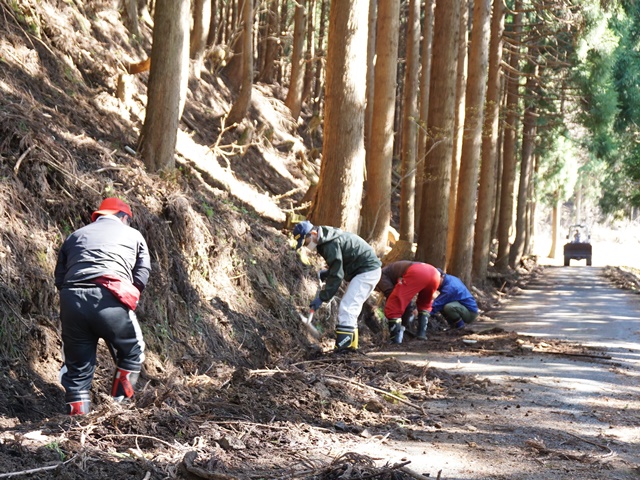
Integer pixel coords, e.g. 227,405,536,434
322,373,425,414
13,144,35,175
36,147,100,194
532,349,612,360
99,433,187,451
399,465,434,480
563,431,616,458
0,454,78,478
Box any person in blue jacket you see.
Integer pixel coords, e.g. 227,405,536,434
432,269,479,330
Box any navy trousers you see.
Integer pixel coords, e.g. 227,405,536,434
59,285,145,396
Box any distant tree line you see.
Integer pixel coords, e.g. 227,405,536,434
129,0,632,286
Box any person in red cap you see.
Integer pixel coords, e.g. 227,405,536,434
54,197,151,415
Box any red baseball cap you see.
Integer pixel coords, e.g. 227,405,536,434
91,197,133,222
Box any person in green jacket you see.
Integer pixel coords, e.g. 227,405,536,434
293,221,382,351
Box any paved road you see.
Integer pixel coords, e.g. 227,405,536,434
491,266,640,357
365,266,640,479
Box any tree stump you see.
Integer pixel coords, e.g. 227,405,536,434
381,240,415,266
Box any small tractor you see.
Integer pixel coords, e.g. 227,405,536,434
563,224,592,266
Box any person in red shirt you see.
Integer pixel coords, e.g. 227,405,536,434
376,261,441,343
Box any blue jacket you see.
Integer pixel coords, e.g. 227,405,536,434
431,274,478,314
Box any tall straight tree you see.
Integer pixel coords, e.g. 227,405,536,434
399,0,420,242
285,0,306,120
509,59,538,269
302,0,316,103
360,0,400,254
364,0,377,157
472,0,505,285
415,0,435,230
224,0,244,88
227,0,253,124
259,0,280,83
190,0,212,79
446,1,468,266
206,0,218,47
416,0,461,267
312,0,328,115
139,0,190,172
496,5,523,272
448,0,492,285
310,0,369,232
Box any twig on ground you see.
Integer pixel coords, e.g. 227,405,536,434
399,465,432,480
99,433,187,451
322,373,425,414
532,349,612,360
36,147,100,194
563,431,616,458
13,144,36,175
0,454,78,478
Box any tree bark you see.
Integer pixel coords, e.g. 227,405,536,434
496,5,523,272
472,0,505,285
446,1,468,268
227,0,253,125
277,0,289,83
206,0,218,48
224,0,244,88
364,0,377,158
415,0,461,267
223,0,232,44
259,0,280,83
360,0,399,254
548,192,560,258
139,0,190,172
415,0,435,232
312,0,328,115
302,0,316,103
285,0,306,120
509,59,538,269
123,0,140,37
190,0,212,79
399,0,420,242
491,91,505,242
449,0,492,285
309,0,369,233
525,156,537,256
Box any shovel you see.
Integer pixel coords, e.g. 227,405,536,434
299,272,324,339
299,308,321,339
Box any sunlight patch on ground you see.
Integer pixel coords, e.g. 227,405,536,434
175,130,286,222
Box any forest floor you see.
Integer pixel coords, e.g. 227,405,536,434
1,264,639,480
1,1,640,479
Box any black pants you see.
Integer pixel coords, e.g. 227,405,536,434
59,286,145,396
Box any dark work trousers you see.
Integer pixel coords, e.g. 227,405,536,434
59,285,145,397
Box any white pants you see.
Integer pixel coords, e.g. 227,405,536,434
338,267,382,329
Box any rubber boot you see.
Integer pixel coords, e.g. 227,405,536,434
111,367,140,402
66,390,91,415
417,312,429,340
387,318,403,344
452,319,466,329
335,324,358,351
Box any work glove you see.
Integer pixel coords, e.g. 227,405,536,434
309,296,323,312
318,269,329,282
